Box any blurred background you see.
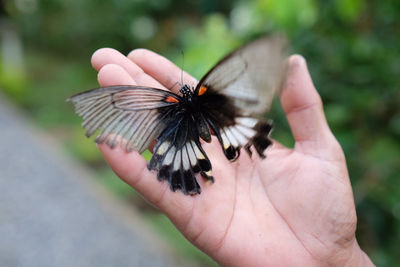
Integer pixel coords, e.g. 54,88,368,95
0,0,399,266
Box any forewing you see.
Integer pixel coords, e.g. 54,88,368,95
196,35,288,115
68,86,180,153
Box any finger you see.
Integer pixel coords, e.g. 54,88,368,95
92,48,165,89
97,64,136,86
280,55,337,150
128,48,197,93
98,144,194,211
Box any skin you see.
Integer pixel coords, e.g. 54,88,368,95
90,48,375,266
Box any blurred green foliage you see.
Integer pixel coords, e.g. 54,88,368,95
1,0,399,265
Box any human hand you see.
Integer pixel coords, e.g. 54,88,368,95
90,48,374,266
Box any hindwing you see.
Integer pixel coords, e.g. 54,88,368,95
149,114,213,195
203,100,273,161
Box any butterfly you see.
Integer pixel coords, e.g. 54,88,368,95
68,35,288,195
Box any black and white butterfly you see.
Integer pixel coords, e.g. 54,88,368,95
68,35,287,195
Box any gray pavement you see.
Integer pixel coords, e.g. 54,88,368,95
0,94,182,267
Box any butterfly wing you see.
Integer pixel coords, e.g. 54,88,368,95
149,114,213,195
69,85,212,195
195,35,288,160
68,86,181,153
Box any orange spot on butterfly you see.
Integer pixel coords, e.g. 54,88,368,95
165,96,179,103
198,85,208,96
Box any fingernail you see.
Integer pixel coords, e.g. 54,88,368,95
289,54,306,70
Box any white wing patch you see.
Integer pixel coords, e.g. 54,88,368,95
214,117,273,161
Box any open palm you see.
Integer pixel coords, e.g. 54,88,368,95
90,48,373,266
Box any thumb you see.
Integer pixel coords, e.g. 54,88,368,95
280,55,338,155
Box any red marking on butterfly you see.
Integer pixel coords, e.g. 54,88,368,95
198,86,208,96
165,96,179,103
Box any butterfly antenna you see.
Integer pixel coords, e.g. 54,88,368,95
167,51,184,92
180,50,185,87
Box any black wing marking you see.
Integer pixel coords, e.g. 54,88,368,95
149,115,213,195
195,35,288,115
68,86,181,153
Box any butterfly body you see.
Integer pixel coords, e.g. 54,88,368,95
68,35,287,195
